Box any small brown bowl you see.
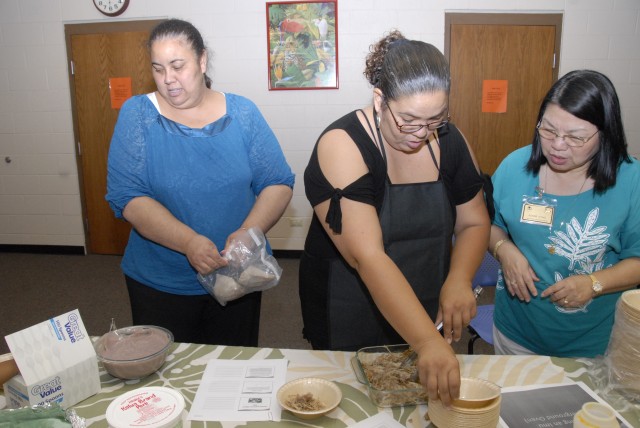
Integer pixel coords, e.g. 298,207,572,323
451,377,501,409
277,377,342,420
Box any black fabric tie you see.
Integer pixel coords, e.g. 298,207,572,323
325,188,344,233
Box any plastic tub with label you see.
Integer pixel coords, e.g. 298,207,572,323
106,386,184,428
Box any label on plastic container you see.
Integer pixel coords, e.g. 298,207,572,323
106,387,184,428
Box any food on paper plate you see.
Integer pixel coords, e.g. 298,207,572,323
285,393,326,411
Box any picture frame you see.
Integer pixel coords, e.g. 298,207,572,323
266,1,338,90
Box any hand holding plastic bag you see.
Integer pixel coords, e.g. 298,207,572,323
197,227,282,306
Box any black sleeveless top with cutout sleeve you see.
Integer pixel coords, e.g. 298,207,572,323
303,110,483,257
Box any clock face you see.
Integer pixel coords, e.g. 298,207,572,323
93,0,130,17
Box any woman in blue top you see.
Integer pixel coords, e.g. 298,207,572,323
490,70,640,358
106,19,294,346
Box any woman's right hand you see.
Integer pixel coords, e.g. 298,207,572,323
496,241,539,301
415,337,460,407
185,234,228,274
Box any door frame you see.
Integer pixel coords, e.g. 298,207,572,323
64,20,164,253
444,12,563,68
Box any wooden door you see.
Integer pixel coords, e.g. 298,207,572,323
66,21,163,254
445,14,562,175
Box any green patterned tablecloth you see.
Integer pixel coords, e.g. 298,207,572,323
72,343,640,427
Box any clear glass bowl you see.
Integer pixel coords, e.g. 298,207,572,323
94,325,173,380
352,344,427,407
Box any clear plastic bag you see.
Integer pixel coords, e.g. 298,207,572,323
197,227,282,306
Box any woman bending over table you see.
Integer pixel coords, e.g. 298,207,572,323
299,30,491,406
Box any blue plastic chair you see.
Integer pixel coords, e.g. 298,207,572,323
467,251,500,354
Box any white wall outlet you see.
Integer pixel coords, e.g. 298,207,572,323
289,218,304,228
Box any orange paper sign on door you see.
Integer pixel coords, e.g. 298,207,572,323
109,77,132,109
482,80,508,113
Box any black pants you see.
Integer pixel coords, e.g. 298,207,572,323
125,275,261,347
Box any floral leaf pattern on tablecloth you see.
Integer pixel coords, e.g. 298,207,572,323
72,343,639,427
458,354,566,388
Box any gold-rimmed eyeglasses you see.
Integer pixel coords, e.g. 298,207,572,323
536,123,599,148
385,101,449,134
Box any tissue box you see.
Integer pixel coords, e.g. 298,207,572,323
3,309,100,409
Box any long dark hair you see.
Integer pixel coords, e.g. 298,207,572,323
527,70,630,193
147,19,212,89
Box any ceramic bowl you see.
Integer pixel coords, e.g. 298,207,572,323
94,325,173,380
277,377,342,420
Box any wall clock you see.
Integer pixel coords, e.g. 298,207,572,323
93,0,130,17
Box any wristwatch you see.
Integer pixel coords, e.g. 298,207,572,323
589,274,603,297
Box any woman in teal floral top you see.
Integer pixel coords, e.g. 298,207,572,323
490,70,640,357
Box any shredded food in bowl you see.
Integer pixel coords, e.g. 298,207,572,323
285,393,326,411
362,350,421,390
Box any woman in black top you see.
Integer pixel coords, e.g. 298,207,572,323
299,30,491,406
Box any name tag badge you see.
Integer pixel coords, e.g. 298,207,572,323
521,203,554,226
520,194,556,227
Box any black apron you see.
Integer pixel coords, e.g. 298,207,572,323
325,129,454,351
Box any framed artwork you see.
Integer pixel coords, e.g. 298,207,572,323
266,1,338,90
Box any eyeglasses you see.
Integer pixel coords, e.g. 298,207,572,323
536,123,599,148
385,101,449,134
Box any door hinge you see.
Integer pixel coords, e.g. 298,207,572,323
84,217,89,235
70,60,75,75
77,141,81,156
552,53,556,69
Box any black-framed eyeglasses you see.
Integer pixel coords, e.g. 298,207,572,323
385,101,449,134
536,123,599,148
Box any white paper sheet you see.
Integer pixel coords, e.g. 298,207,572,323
187,358,288,422
349,412,406,428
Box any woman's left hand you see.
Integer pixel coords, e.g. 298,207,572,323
437,284,477,344
223,227,259,253
541,275,593,308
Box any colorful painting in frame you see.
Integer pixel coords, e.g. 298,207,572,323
266,1,338,90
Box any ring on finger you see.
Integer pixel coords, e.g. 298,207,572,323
563,298,568,305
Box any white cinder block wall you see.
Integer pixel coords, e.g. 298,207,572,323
0,0,638,251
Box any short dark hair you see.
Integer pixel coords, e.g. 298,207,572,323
527,70,631,192
148,19,212,89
